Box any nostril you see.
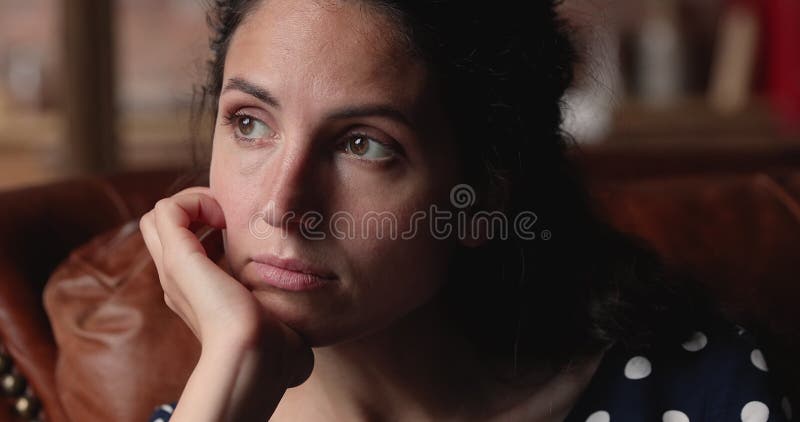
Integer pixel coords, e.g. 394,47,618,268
279,211,303,229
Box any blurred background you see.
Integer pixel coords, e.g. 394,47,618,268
0,0,798,190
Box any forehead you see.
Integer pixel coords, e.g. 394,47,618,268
224,0,428,113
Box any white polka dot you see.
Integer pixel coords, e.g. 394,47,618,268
160,404,174,414
735,324,747,336
741,401,769,422
153,419,164,422
783,396,793,420
624,356,652,380
750,349,769,372
586,410,610,422
681,331,708,352
663,410,690,422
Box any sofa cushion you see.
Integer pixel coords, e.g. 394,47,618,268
42,221,215,422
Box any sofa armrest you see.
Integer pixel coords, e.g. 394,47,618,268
0,169,183,422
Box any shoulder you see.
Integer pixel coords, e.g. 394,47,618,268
566,318,792,422
148,402,177,422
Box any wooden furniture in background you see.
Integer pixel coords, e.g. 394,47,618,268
62,0,116,174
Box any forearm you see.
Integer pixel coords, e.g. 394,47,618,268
170,335,287,422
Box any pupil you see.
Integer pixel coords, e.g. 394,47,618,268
350,137,368,155
238,117,253,135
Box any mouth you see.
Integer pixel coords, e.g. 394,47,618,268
249,254,337,292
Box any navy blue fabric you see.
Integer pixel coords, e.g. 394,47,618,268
148,403,176,422
148,321,791,421
563,320,790,422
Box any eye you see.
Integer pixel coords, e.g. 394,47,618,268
342,135,395,160
229,113,275,142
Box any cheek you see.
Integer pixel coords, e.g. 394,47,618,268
208,139,227,205
340,235,452,340
341,204,455,305
210,166,245,225
209,154,265,257
210,147,259,221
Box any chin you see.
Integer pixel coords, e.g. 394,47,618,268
251,289,418,348
251,289,361,347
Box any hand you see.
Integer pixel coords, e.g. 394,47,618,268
139,187,312,387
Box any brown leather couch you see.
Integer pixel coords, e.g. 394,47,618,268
0,151,798,422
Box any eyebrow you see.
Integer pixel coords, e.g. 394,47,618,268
325,105,413,128
222,77,281,108
222,77,414,128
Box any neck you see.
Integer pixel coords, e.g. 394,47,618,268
310,299,492,419
276,296,572,421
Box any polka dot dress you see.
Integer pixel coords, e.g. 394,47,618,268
148,320,792,421
564,320,791,422
148,403,175,422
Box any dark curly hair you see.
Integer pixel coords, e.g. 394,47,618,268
188,0,717,382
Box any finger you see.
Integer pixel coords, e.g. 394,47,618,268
153,192,226,259
151,194,232,320
141,210,193,321
177,186,214,196
139,211,166,277
177,187,223,233
158,190,227,229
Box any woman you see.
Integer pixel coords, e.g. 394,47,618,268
140,0,788,420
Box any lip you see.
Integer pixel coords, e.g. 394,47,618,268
250,254,337,292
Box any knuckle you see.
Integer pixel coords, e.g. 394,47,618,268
181,186,207,195
154,198,170,213
139,212,152,231
163,293,175,310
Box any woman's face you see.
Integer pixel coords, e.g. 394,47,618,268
209,0,460,346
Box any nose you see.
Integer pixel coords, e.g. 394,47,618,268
258,140,322,232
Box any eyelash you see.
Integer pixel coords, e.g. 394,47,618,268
337,132,398,156
220,109,404,160
220,110,242,127
221,110,269,145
